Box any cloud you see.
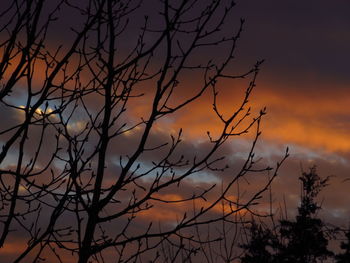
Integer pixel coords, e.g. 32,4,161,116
1,0,350,261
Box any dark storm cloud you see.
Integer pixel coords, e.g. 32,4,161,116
6,0,348,85
232,0,350,87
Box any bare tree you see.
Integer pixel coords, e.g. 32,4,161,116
0,0,288,262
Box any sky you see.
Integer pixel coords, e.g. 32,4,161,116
1,0,350,262
231,0,350,223
136,0,350,223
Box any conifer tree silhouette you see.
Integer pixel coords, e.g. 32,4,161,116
276,166,333,263
240,220,277,263
336,228,350,263
240,167,334,263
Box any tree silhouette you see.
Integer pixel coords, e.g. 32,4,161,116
240,220,277,263
240,167,335,263
0,0,288,262
336,228,350,263
275,166,333,263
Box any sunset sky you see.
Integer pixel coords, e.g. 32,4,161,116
1,0,350,262
143,0,350,223
231,0,350,224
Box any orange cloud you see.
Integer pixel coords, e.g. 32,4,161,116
127,80,350,154
1,241,26,255
137,193,243,223
254,86,350,153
